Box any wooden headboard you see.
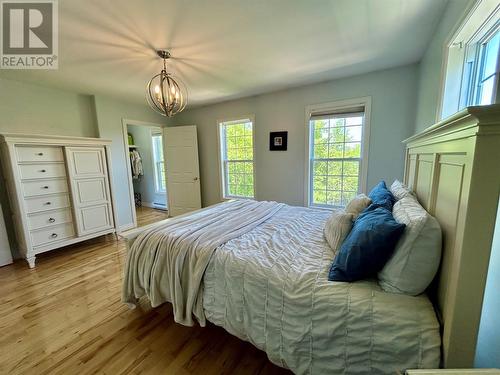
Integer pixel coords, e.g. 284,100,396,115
403,104,500,368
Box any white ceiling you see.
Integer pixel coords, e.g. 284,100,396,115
0,0,448,107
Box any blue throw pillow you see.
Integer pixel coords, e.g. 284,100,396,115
328,206,405,282
368,181,395,211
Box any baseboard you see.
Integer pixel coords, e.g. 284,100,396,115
139,201,167,211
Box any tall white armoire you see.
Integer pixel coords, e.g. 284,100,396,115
0,134,118,268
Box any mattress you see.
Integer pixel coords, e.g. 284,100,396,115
202,204,441,374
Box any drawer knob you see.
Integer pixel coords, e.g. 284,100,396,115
48,218,55,223
45,202,51,205
43,186,49,189
50,233,58,238
40,169,46,173
37,153,44,156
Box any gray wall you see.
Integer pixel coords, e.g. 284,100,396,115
93,95,165,229
127,124,166,207
414,0,473,132
0,77,98,137
173,64,419,207
0,78,165,257
0,78,99,257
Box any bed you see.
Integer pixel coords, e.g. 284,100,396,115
123,200,440,374
121,104,500,374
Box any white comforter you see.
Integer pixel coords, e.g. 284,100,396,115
123,200,441,374
122,200,284,326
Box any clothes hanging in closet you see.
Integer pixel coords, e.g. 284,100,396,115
130,150,143,179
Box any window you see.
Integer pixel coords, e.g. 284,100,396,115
440,1,499,119
151,132,166,193
474,29,499,105
306,99,370,208
218,117,255,199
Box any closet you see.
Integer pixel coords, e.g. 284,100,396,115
0,134,117,268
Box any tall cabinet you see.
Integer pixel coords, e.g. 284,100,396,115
0,134,117,268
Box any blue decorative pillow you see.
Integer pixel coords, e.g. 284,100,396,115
368,181,395,211
328,206,406,282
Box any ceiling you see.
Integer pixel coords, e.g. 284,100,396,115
0,0,448,107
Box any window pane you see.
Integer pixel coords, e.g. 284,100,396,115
327,161,342,175
328,143,343,158
346,116,363,126
313,189,327,205
479,75,496,105
344,142,361,158
314,143,328,158
313,120,329,143
482,31,499,79
328,126,344,143
345,126,362,142
313,161,327,175
327,176,342,191
343,177,359,192
326,191,342,206
343,161,360,176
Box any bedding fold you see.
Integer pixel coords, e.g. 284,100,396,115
122,199,284,326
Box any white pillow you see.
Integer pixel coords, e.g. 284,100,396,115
378,195,442,296
324,210,354,253
345,194,372,219
390,180,414,201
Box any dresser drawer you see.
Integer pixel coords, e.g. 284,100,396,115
19,163,66,180
25,194,70,213
28,208,73,230
30,223,75,247
22,178,68,197
16,146,64,163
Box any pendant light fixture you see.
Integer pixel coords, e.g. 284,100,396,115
146,50,187,117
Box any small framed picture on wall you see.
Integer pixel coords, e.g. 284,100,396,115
269,131,288,151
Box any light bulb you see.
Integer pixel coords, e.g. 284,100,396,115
154,85,160,94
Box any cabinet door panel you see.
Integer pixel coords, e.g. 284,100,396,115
76,204,112,235
66,147,106,177
65,147,114,236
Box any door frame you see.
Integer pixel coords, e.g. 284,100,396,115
121,118,165,229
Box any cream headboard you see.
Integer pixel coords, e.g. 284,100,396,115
403,104,500,368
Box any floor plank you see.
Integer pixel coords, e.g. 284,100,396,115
0,209,290,374
135,206,169,227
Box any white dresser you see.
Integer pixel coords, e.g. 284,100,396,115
0,134,117,268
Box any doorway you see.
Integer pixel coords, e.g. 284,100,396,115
122,119,169,228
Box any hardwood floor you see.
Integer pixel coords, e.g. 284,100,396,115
0,222,290,373
135,206,169,227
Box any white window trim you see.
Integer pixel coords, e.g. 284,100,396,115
216,114,257,201
436,0,500,122
303,97,371,208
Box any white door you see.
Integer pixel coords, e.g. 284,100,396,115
163,126,201,216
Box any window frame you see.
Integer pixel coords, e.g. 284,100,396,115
437,0,500,121
151,131,166,194
216,115,256,201
304,97,371,209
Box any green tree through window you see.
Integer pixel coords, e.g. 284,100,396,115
219,119,254,198
309,112,364,207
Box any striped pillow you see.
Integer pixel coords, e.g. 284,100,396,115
324,210,354,253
